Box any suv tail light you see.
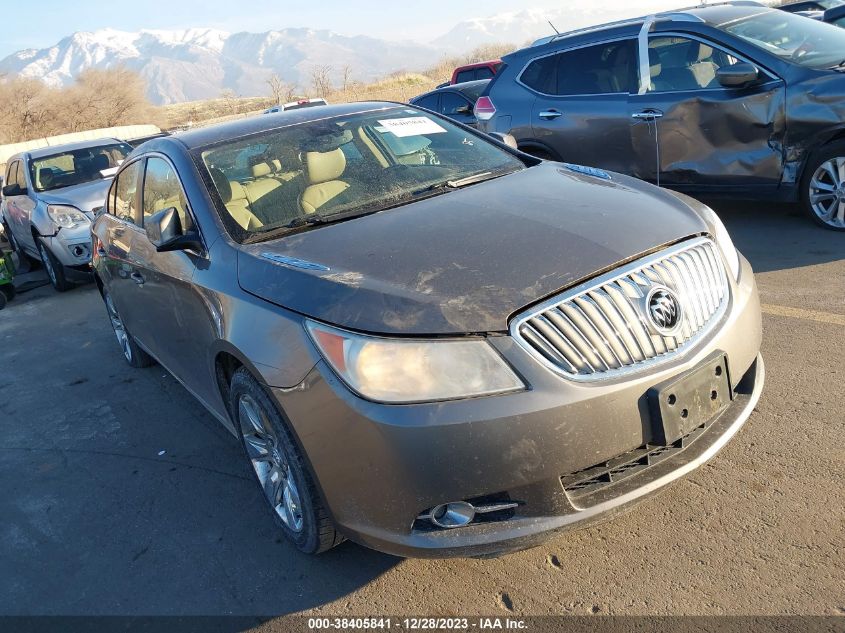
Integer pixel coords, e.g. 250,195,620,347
474,96,497,121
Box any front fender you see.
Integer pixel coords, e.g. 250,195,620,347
30,203,56,238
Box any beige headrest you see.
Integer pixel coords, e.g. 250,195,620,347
306,149,346,185
696,44,713,62
229,180,247,201
270,159,282,172
251,162,272,178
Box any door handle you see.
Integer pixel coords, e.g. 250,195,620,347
538,110,563,120
631,109,664,120
130,271,145,285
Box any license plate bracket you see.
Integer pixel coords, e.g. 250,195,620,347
647,354,731,445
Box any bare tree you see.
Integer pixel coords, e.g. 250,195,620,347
341,65,353,93
220,89,240,114
309,65,333,97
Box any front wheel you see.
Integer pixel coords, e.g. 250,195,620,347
801,142,845,231
37,239,71,291
230,367,343,555
103,290,153,368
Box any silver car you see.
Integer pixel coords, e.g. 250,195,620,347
1,138,133,291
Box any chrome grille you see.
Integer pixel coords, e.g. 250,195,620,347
511,238,729,380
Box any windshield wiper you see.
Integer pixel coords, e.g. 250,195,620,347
243,214,330,243
412,168,520,196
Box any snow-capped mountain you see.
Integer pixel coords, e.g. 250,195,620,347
435,1,689,51
0,27,438,105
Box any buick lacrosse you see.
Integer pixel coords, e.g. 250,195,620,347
91,103,764,557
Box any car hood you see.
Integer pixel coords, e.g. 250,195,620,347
38,179,112,215
237,163,708,335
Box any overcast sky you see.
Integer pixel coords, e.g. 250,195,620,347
1,0,681,58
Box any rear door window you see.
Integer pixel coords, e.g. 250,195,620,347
522,40,638,95
414,94,440,111
455,70,475,83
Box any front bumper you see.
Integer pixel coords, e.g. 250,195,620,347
42,226,93,269
274,255,764,558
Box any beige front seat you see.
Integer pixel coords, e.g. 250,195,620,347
300,148,350,214
245,162,282,204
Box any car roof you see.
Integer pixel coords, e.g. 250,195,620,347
454,60,501,71
173,102,409,150
26,137,123,160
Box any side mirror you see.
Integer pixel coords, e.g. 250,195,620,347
2,184,25,197
144,207,202,253
454,105,472,115
488,132,518,150
716,63,760,88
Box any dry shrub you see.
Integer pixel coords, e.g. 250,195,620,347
0,65,156,144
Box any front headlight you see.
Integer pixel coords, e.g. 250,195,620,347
306,320,525,404
696,204,740,280
47,205,89,229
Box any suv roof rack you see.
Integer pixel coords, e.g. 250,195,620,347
531,1,765,47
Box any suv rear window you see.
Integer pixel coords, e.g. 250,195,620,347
522,40,638,95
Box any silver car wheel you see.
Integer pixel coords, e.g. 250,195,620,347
238,394,304,532
809,157,845,229
38,242,57,285
105,293,133,362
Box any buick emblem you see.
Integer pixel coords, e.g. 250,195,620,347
645,286,682,334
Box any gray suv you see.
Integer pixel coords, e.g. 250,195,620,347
477,2,845,230
1,138,133,290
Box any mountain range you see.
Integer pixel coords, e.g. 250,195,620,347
0,3,683,105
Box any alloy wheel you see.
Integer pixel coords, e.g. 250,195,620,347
238,394,304,532
809,157,845,229
38,243,57,285
105,293,133,362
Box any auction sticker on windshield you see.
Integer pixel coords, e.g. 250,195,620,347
377,117,446,138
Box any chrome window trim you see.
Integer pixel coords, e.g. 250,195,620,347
516,35,640,98
509,237,731,383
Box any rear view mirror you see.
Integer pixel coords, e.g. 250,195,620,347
2,184,25,197
488,132,518,150
716,63,760,88
145,207,202,253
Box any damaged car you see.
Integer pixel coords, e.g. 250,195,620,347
92,102,764,557
477,2,845,230
1,138,133,290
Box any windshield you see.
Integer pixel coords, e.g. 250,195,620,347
719,9,845,69
199,106,525,241
30,142,133,192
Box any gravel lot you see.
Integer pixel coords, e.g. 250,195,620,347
0,201,842,618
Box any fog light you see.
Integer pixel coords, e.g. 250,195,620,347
417,499,519,530
69,244,90,259
430,502,475,529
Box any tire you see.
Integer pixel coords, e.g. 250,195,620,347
36,238,71,292
3,222,36,267
102,289,154,368
0,284,14,302
0,290,6,310
520,146,557,161
800,140,845,231
230,367,343,555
